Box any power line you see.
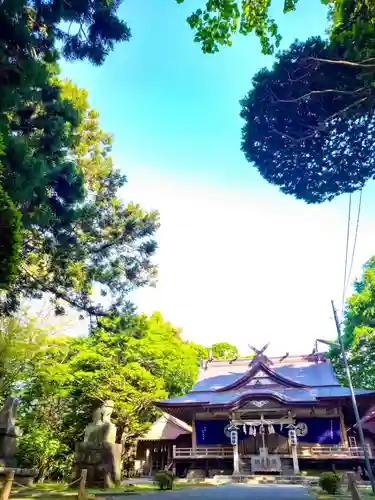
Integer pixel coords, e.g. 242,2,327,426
341,193,352,317
344,189,363,296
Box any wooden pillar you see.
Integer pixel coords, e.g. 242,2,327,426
78,469,87,500
233,440,240,475
1,471,14,500
347,472,361,500
339,407,349,447
149,449,153,477
231,411,240,475
192,419,197,453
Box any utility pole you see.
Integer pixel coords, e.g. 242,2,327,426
331,300,375,493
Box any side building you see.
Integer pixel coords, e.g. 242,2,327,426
135,414,192,476
154,347,375,477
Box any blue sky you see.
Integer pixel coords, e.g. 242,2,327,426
58,0,375,355
61,0,328,188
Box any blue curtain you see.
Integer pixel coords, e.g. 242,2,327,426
195,418,341,446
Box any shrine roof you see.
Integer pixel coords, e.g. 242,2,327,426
156,351,375,410
157,385,375,408
159,387,318,406
191,355,340,392
139,413,192,441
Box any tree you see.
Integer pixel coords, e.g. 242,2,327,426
18,425,71,481
187,342,208,361
0,188,22,288
92,312,201,398
0,0,130,292
240,37,375,203
2,80,159,317
177,0,375,56
328,256,375,389
212,342,239,359
175,0,288,55
7,311,206,479
0,315,47,400
177,0,375,203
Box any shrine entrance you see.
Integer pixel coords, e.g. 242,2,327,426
239,430,284,455
230,413,295,474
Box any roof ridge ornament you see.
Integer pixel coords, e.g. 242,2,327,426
249,342,273,365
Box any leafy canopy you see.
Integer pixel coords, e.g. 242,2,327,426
240,38,375,203
0,0,130,298
3,312,206,478
240,0,375,203
2,79,159,317
328,256,375,389
175,0,344,54
212,342,239,359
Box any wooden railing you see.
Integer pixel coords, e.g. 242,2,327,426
298,445,372,458
173,445,373,459
173,446,232,458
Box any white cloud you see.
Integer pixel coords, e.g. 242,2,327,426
122,167,375,357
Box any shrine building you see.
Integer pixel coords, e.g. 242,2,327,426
154,345,375,477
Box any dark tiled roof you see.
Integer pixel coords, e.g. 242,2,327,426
191,356,340,392
157,354,375,408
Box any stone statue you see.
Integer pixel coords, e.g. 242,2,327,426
0,397,22,437
76,400,121,487
84,401,116,445
84,408,102,444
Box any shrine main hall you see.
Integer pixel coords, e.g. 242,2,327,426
153,345,375,477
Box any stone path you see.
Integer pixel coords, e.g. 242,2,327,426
115,484,314,500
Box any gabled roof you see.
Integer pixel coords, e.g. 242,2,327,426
156,352,375,413
191,354,340,392
139,413,192,441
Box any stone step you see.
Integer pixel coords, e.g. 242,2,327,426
212,474,320,486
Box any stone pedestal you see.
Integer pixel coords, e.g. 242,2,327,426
0,398,36,485
73,442,122,487
0,434,18,468
73,400,122,488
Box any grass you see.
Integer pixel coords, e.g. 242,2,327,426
314,495,375,500
10,480,212,498
309,485,375,500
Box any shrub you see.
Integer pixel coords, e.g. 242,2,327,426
18,425,72,482
0,185,22,288
319,472,341,495
153,470,175,490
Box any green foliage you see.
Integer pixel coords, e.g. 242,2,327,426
319,472,341,495
0,0,131,296
153,470,175,490
212,342,238,359
18,425,72,481
0,312,206,480
328,256,375,389
2,79,159,317
240,0,375,203
178,0,375,57
240,37,375,203
0,187,22,288
187,342,209,361
0,316,46,400
176,0,297,54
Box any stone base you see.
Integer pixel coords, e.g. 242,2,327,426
0,435,18,467
73,442,122,488
0,467,36,486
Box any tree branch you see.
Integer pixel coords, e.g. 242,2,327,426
271,96,368,143
271,128,317,143
20,264,112,317
89,233,134,254
272,87,369,103
327,96,368,121
309,57,375,68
